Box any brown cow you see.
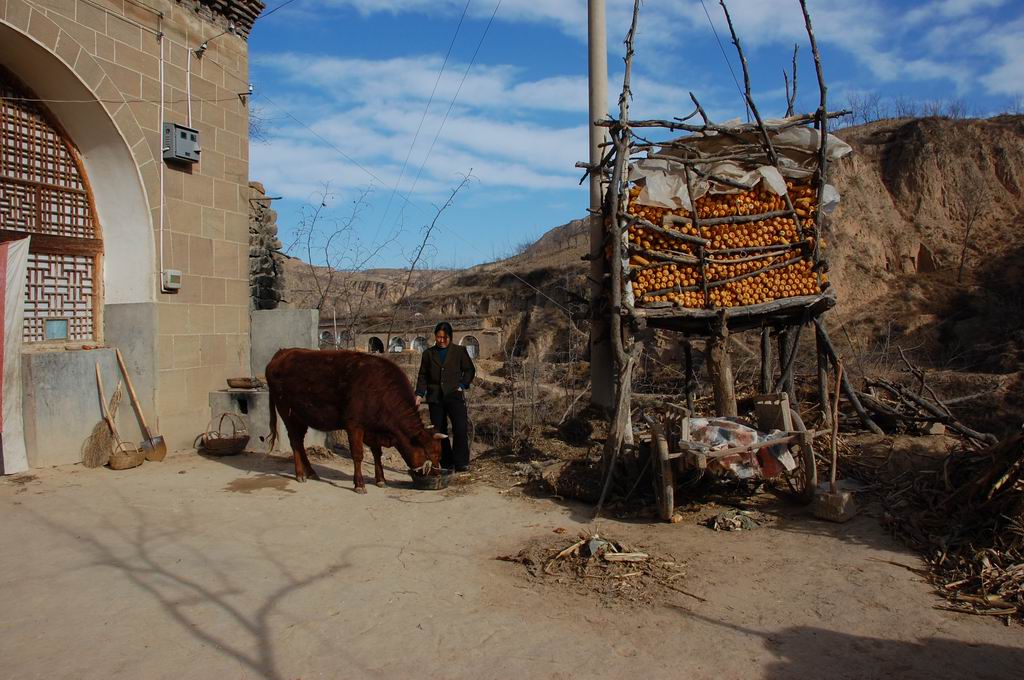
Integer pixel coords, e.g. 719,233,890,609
265,348,445,492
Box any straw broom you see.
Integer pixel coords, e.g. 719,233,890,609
82,380,123,468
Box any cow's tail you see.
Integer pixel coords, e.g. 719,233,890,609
267,384,278,452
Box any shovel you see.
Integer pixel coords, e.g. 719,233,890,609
115,348,167,462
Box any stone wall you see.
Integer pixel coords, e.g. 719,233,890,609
248,181,285,309
179,1,264,38
1,0,254,451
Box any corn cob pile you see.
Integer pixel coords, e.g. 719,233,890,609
626,181,826,309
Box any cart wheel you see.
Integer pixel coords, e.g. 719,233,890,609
783,409,817,504
651,427,675,521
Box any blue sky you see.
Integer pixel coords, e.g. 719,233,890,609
246,0,1024,269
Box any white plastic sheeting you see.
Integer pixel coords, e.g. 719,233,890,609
628,119,852,210
1,237,30,474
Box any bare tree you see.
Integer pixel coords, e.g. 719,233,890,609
845,91,884,125
783,43,798,117
285,184,399,313
248,104,269,143
503,327,523,442
554,272,589,421
957,176,985,282
384,174,474,346
944,98,970,119
892,95,920,118
286,184,367,310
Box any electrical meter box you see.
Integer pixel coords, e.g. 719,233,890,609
162,123,201,163
161,269,183,292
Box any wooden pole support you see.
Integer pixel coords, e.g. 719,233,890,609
816,324,831,427
759,326,772,394
707,315,737,416
776,328,797,405
683,339,696,413
813,318,883,435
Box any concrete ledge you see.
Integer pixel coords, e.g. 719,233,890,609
209,388,324,452
22,348,146,468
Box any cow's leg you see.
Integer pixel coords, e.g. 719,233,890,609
348,428,368,494
287,422,309,482
299,446,321,481
371,445,386,487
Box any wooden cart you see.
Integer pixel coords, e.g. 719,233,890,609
644,393,818,521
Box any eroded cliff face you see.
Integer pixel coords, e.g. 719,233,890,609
827,116,1024,316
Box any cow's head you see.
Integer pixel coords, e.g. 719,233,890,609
408,429,446,470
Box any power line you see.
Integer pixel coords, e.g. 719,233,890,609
398,0,502,214
256,91,398,198
260,0,302,21
253,0,585,321
375,0,473,237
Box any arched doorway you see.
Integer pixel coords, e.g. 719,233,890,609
367,337,384,353
0,24,154,307
412,336,428,352
319,330,335,347
462,335,480,359
338,330,353,349
388,337,405,353
0,66,102,343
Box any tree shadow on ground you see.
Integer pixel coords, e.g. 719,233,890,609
25,493,358,680
23,488,456,679
668,608,1024,680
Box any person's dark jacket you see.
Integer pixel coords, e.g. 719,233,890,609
416,344,475,404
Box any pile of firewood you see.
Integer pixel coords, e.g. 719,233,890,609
881,434,1024,619
855,376,997,447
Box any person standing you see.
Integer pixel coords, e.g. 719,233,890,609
415,322,476,471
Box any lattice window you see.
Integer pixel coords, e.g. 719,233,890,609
0,66,102,344
23,254,95,342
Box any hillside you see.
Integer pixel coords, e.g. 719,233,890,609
825,116,1023,433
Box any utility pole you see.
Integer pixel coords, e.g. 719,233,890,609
588,0,613,409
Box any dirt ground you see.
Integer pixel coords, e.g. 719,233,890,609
2,450,1022,680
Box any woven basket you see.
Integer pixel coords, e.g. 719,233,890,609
108,442,145,470
226,377,263,389
197,412,250,456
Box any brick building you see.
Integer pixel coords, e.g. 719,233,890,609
1,0,262,467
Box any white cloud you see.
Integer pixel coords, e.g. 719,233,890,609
253,0,1023,208
256,52,588,113
919,16,992,53
905,0,1007,24
317,0,589,38
252,50,590,204
301,1,1008,94
978,17,1024,95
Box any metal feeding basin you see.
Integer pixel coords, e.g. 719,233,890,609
410,467,453,490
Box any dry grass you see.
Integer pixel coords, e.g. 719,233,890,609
496,531,699,607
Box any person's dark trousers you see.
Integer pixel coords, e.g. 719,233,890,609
427,395,470,470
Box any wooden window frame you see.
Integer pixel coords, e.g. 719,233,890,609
1,66,104,348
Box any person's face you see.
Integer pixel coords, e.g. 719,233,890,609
435,331,450,348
